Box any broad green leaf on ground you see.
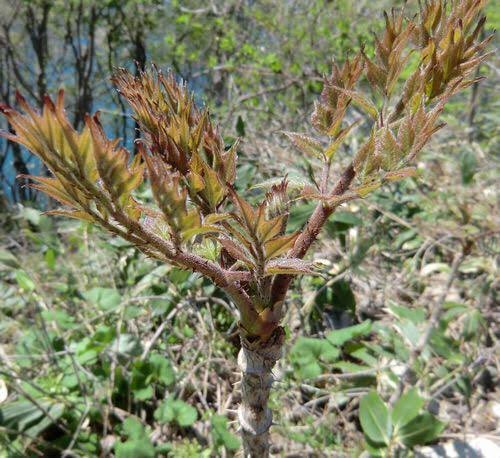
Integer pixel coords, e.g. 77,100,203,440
364,437,388,457
131,354,175,401
122,417,146,440
44,248,56,269
0,399,64,438
359,391,392,445
15,270,35,292
316,279,356,313
150,353,176,386
462,309,485,340
290,337,340,379
0,248,19,268
395,319,421,347
154,397,198,427
130,362,155,401
109,334,143,358
326,320,372,346
83,287,121,311
332,361,371,373
392,388,425,428
347,344,378,366
398,413,445,447
330,211,362,227
388,303,426,324
115,438,155,458
211,414,240,451
41,310,76,330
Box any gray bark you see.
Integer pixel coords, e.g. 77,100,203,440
238,327,285,457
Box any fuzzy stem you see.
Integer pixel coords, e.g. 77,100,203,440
237,327,285,458
270,163,356,306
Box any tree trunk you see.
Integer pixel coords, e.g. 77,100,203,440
238,327,285,457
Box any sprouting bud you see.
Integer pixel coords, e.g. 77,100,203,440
265,179,289,221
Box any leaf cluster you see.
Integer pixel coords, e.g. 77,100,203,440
0,0,492,339
360,389,445,455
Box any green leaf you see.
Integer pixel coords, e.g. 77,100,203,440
330,211,362,226
388,303,426,324
44,248,56,270
133,386,154,401
109,334,143,358
25,403,64,438
332,86,379,119
115,438,155,458
83,287,121,311
392,388,425,428
332,361,371,373
211,414,240,451
154,397,198,427
41,310,76,330
460,150,477,184
168,268,191,285
324,121,359,159
122,417,145,440
0,399,64,438
364,436,388,457
287,202,315,232
398,413,445,447
15,270,35,292
284,131,325,159
441,301,468,324
150,353,175,386
236,115,245,137
359,391,392,445
0,248,19,268
130,362,155,401
289,337,340,379
316,279,356,314
396,320,420,347
347,344,378,366
326,320,372,346
462,309,484,340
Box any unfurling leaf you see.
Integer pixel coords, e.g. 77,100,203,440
354,179,382,198
1,91,97,180
143,152,201,242
324,121,360,160
45,209,95,223
384,167,418,182
263,232,299,259
265,258,315,276
228,187,259,234
311,54,363,135
284,132,325,160
19,175,82,208
330,86,379,120
87,115,144,204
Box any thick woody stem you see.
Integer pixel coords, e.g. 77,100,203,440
238,327,285,458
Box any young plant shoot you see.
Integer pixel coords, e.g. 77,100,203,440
1,1,491,456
